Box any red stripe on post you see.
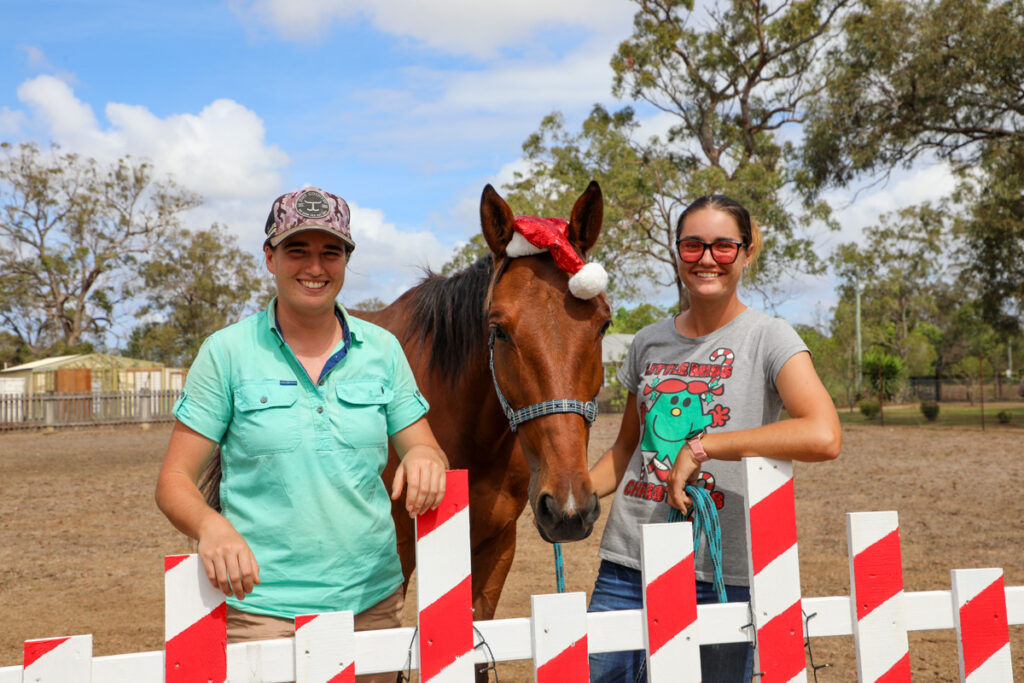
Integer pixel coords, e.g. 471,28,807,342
415,469,469,541
853,529,904,620
876,652,912,683
164,554,190,572
646,554,696,656
749,478,797,574
960,576,1009,675
294,614,317,630
23,637,71,668
419,575,473,681
166,603,227,683
536,636,588,683
756,601,805,683
327,664,355,683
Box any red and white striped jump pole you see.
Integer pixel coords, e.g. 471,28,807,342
531,592,588,682
164,554,226,683
952,568,1012,682
847,511,910,682
641,521,700,683
22,634,92,683
415,469,474,681
744,458,806,682
294,611,355,683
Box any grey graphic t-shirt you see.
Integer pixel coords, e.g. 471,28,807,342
598,308,808,586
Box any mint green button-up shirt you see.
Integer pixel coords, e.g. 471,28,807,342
173,299,428,619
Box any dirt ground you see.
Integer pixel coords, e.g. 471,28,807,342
1,416,1022,681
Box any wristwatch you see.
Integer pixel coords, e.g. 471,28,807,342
688,433,709,463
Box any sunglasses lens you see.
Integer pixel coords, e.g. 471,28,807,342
711,242,739,263
678,240,704,262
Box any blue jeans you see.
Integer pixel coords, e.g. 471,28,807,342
588,560,754,683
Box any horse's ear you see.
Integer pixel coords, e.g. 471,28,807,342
480,184,517,257
567,180,603,255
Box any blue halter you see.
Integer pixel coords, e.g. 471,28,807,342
487,327,599,432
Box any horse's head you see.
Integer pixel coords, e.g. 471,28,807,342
479,181,611,543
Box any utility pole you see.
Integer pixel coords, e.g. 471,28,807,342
855,278,863,392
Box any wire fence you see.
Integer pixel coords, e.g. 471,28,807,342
0,389,181,431
905,375,1024,403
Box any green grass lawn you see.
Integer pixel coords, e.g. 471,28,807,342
835,400,1024,428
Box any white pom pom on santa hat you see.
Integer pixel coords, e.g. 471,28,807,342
568,261,609,300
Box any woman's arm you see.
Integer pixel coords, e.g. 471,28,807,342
389,417,449,517
666,351,841,509
589,392,642,498
155,420,260,599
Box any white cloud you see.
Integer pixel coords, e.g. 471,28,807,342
14,75,288,202
233,0,633,58
339,202,453,306
821,161,957,249
18,45,52,71
6,75,457,312
0,106,25,137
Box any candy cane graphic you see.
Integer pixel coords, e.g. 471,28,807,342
164,554,226,683
531,592,588,682
415,469,473,682
952,568,1012,682
295,611,355,683
708,348,734,367
22,634,91,682
641,522,700,683
847,511,910,682
744,458,805,683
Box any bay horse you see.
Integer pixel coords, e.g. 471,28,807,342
355,181,610,629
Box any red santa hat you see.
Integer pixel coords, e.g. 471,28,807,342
507,215,608,299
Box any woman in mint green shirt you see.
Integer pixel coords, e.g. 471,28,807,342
156,187,447,682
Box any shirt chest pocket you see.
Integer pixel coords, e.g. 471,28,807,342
335,380,393,449
232,382,301,455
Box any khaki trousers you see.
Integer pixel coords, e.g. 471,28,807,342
226,588,404,683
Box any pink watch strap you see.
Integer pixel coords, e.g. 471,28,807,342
688,435,709,462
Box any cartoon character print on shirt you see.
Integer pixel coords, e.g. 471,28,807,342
621,348,733,509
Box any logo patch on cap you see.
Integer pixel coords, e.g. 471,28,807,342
294,190,330,219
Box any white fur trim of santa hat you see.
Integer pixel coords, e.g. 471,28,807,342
506,231,546,258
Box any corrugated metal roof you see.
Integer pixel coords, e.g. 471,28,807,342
0,355,81,372
0,353,165,373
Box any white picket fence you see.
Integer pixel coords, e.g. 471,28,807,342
3,464,1021,682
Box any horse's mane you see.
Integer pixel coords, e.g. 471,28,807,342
405,255,503,385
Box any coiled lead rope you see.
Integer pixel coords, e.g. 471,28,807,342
669,485,727,603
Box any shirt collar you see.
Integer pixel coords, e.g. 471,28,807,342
266,297,360,345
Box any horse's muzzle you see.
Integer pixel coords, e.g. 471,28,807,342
535,491,600,543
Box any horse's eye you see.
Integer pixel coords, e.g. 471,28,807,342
491,325,510,342
599,320,611,336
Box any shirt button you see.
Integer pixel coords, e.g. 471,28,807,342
260,396,268,404
316,406,324,414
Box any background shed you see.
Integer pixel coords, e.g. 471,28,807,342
0,354,185,397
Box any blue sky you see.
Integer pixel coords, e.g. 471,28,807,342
1,0,956,334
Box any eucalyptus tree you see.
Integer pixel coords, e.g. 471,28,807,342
0,142,199,355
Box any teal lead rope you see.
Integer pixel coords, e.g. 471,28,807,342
553,542,566,593
669,485,728,603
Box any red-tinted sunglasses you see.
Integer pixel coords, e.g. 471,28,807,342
675,237,747,264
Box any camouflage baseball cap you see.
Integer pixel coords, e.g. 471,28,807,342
264,187,355,251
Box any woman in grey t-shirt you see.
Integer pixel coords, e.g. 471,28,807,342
588,195,841,682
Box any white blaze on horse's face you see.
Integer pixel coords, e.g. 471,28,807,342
481,181,610,543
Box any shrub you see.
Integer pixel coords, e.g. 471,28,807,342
920,401,939,421
859,400,881,419
997,410,1011,424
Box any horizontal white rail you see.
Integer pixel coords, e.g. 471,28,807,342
2,586,1021,683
